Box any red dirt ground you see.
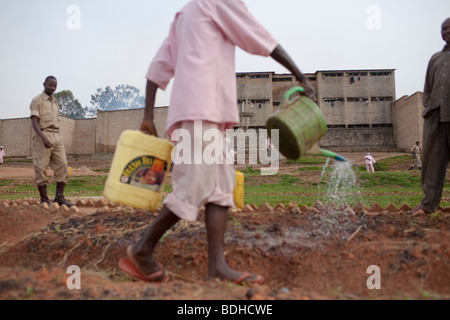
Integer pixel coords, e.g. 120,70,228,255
0,153,449,301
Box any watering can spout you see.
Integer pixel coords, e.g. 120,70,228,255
334,154,348,162
306,143,348,162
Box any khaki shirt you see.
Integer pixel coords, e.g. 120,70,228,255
423,45,450,121
30,92,60,130
411,144,421,156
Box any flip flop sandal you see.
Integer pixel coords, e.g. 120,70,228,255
233,272,264,286
118,258,169,283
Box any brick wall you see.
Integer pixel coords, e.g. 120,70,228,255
73,118,97,154
59,117,75,154
95,107,169,154
96,109,144,153
393,92,424,152
0,118,34,157
320,127,396,150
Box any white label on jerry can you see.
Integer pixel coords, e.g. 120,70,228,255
120,156,168,192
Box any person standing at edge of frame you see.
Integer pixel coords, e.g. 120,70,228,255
412,18,450,215
30,76,73,208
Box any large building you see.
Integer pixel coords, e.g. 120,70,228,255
0,69,424,157
236,69,397,149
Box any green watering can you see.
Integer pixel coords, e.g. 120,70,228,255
266,86,347,162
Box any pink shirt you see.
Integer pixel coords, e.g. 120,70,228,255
146,0,278,136
365,155,376,165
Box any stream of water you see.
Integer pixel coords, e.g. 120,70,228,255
319,158,362,207
313,159,366,238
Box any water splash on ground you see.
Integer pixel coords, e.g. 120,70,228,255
320,159,362,207
313,159,367,239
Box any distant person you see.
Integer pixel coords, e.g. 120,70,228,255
0,146,5,167
365,153,376,173
227,147,235,164
408,140,422,171
30,76,73,207
267,136,273,151
412,18,450,215
117,0,316,286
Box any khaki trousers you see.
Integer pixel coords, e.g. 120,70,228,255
32,131,69,185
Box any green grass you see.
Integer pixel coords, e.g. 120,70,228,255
0,179,14,187
374,155,411,171
1,155,449,209
0,176,108,200
358,171,420,188
243,166,450,209
240,164,260,176
243,175,429,208
286,156,328,165
0,174,172,200
298,166,334,172
3,157,33,164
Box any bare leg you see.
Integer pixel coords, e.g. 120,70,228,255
128,205,179,275
205,203,262,284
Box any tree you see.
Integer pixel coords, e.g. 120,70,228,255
54,90,86,119
90,84,145,111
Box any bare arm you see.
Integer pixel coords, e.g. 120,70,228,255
31,116,52,148
270,44,317,102
140,80,159,137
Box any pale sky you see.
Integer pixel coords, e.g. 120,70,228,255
1,0,449,120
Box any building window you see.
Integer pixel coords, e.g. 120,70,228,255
307,77,317,81
371,96,394,102
248,74,270,79
370,71,392,76
273,77,293,82
347,97,369,102
323,97,344,107
347,72,368,77
323,97,345,103
322,72,344,78
248,99,270,104
348,72,367,84
348,124,370,128
236,74,246,78
327,124,346,128
372,123,393,128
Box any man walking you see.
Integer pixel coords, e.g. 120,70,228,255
408,140,422,171
413,18,450,214
118,0,316,286
30,76,73,207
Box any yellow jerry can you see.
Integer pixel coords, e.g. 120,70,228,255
103,130,174,211
233,170,244,210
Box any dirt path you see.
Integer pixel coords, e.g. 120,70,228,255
0,152,449,301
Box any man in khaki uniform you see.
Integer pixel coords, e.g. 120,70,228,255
30,76,73,207
408,140,422,171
